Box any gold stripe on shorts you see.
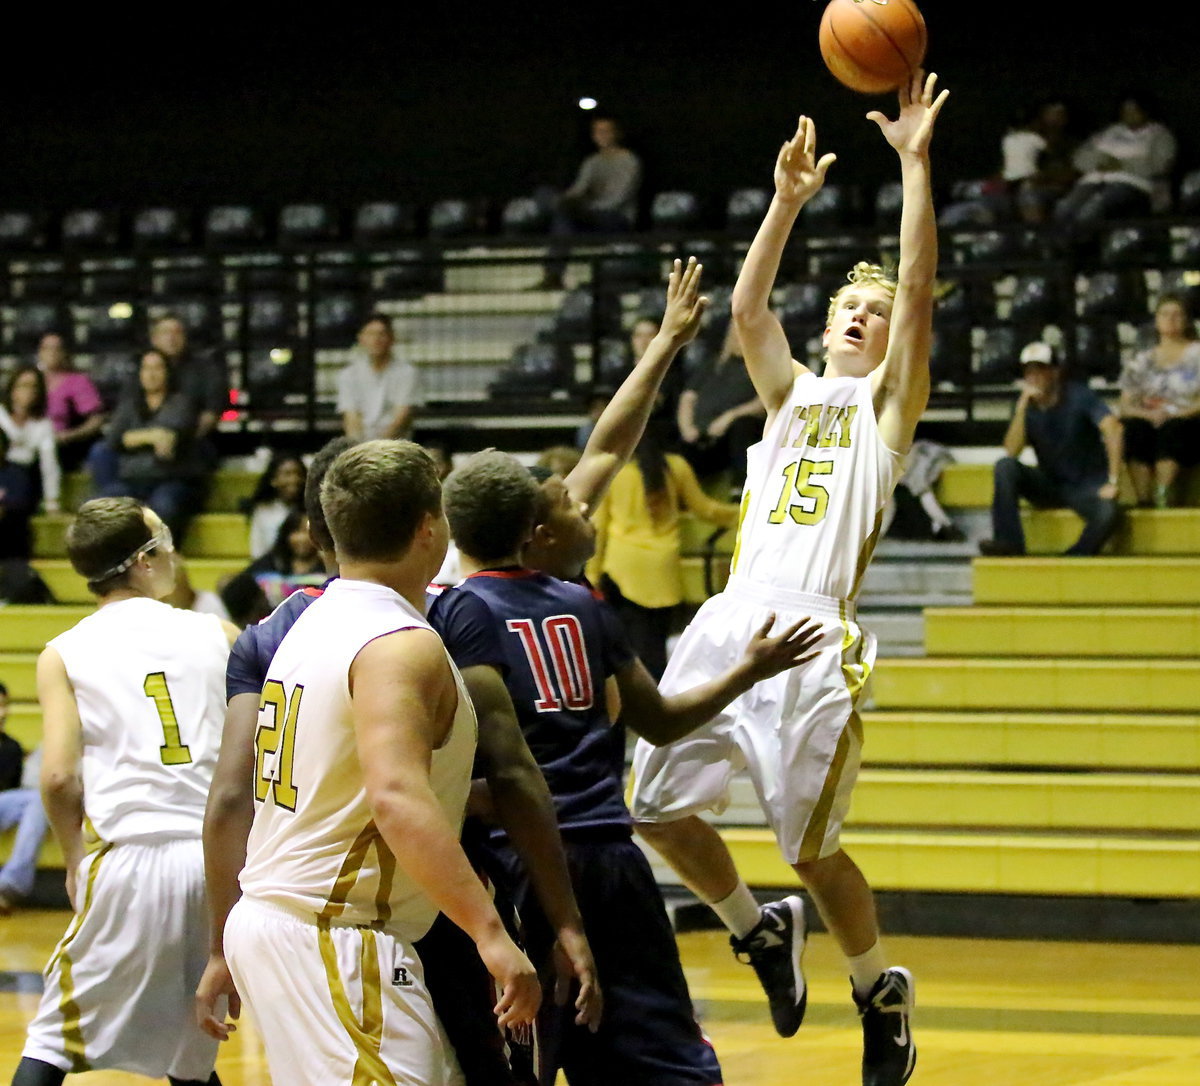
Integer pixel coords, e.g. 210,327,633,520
49,841,113,1072
317,920,397,1086
728,488,752,576
796,607,868,861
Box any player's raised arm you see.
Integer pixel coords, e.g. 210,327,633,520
351,627,541,1028
35,646,86,910
867,70,949,452
615,614,823,747
566,257,709,511
732,116,837,420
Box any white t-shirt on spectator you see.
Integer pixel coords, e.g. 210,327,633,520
336,353,423,440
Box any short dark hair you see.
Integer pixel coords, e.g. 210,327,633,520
321,440,441,561
359,313,394,336
444,451,540,563
66,497,152,595
305,437,359,554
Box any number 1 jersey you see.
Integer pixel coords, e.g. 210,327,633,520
46,597,230,845
729,372,905,601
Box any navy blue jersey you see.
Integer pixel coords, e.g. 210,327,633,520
225,582,328,701
429,567,636,833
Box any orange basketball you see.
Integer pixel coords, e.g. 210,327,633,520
819,0,927,95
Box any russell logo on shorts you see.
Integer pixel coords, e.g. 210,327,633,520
392,967,414,987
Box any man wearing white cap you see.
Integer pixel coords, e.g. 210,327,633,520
980,341,1124,556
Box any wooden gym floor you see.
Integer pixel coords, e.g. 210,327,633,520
2,909,1198,1084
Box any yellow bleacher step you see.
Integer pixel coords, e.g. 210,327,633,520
0,606,94,651
34,512,250,560
924,607,1200,657
873,656,1200,712
3,702,42,752
0,654,39,700
680,557,732,605
719,827,1200,897
973,556,1200,605
1022,508,1200,555
847,769,1200,833
861,710,1200,770
0,833,64,871
57,470,259,514
677,517,736,555
937,461,1200,509
31,558,245,603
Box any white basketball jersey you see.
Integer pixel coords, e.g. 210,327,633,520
239,577,477,942
729,372,904,600
46,597,230,845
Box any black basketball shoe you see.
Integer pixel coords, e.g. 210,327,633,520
855,966,916,1086
729,895,808,1037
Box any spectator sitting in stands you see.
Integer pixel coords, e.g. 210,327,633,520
100,349,205,544
882,438,965,542
0,429,36,560
217,570,272,630
150,313,228,444
243,451,307,559
1006,99,1078,225
0,680,50,915
1054,93,1176,239
1118,294,1200,507
37,332,105,472
586,421,739,680
242,508,326,608
676,322,766,494
0,367,61,515
337,314,423,441
164,557,231,621
540,115,643,289
88,314,227,494
980,342,1124,557
558,115,642,233
537,443,583,480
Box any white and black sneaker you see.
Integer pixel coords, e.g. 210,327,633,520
855,967,916,1086
729,895,808,1037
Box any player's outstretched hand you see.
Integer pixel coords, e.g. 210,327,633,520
660,257,710,348
553,924,604,1032
774,116,837,206
195,954,241,1041
479,929,542,1029
742,614,823,680
867,70,949,158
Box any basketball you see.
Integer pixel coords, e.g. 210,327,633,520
819,0,927,95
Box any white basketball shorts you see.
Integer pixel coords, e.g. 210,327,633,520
225,896,465,1086
22,837,218,1079
630,575,874,864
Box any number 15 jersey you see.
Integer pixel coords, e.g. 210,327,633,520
729,372,904,601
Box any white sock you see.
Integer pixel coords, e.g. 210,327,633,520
710,882,761,939
848,941,888,998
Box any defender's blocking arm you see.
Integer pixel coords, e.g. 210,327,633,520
615,615,822,747
566,257,709,511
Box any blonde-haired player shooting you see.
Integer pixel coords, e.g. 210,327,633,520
631,71,948,1086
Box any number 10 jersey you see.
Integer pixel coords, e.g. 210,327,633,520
729,372,904,601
